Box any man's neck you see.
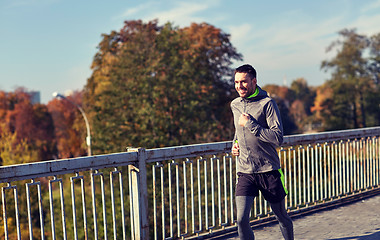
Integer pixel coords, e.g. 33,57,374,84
247,86,259,99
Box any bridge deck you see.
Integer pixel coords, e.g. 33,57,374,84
212,193,380,240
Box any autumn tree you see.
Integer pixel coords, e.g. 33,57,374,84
310,83,334,130
263,84,292,101
83,20,242,153
289,100,308,131
47,91,87,158
262,84,297,134
0,88,57,161
0,122,39,165
288,78,316,132
0,90,51,237
290,78,316,115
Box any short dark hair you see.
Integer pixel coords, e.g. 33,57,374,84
234,64,257,80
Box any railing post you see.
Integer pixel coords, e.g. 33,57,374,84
128,148,150,239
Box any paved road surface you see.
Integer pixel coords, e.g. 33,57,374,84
215,193,380,240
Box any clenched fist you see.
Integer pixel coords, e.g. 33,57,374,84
239,113,250,127
232,142,239,156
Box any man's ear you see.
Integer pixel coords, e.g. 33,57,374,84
252,77,257,85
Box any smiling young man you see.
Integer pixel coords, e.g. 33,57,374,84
231,64,294,240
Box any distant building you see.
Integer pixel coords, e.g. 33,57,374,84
29,91,41,104
1,90,41,104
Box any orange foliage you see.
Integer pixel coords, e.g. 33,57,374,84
310,84,333,118
0,88,56,161
263,84,291,100
47,91,87,158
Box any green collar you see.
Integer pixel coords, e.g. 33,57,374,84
247,87,259,99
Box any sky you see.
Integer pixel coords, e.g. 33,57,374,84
1,0,380,104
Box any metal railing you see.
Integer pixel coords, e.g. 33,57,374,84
0,127,379,239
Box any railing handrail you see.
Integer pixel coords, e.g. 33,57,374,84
145,141,232,163
1,126,379,183
282,126,380,146
0,151,138,183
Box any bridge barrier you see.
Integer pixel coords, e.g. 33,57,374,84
0,127,379,239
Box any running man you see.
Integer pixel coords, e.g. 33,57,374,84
231,64,294,240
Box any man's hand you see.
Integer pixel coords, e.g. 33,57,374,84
232,142,240,156
238,113,250,127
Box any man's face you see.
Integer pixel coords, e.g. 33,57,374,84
234,72,257,98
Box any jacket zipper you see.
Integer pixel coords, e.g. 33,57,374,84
243,100,248,150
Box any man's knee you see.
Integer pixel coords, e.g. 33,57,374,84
236,213,250,226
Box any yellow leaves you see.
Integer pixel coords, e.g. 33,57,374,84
94,80,112,96
101,52,118,74
310,84,333,118
0,123,38,166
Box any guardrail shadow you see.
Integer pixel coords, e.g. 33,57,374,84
328,230,380,240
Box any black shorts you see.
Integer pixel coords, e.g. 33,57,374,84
235,169,288,203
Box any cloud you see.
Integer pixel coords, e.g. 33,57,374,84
117,0,221,26
242,7,360,67
118,2,157,19
146,2,209,26
228,7,355,85
350,14,380,36
359,0,380,14
228,23,254,48
113,0,380,86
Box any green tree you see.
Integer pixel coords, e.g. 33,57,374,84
321,29,379,130
83,20,242,153
367,33,380,125
369,33,380,85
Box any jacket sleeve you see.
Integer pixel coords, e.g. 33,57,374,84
231,100,239,150
244,99,283,146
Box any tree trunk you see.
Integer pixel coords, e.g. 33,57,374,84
359,92,366,127
352,101,359,129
